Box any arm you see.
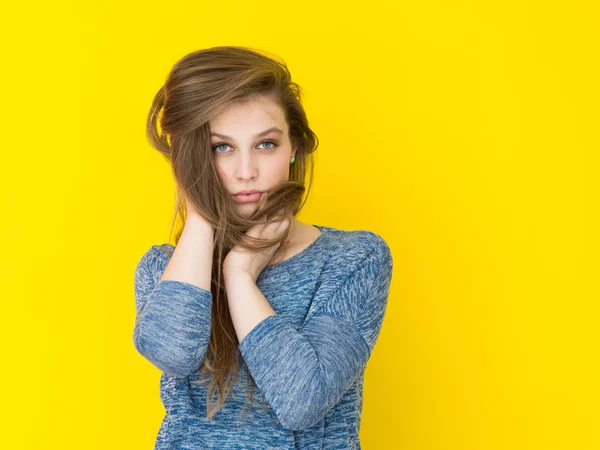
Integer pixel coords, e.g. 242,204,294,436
228,239,393,431
133,217,214,378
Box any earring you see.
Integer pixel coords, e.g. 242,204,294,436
290,156,295,164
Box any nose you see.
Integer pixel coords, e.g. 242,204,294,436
234,151,259,182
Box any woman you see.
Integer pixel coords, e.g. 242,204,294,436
133,45,394,449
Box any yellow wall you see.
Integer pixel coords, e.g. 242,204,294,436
1,1,598,449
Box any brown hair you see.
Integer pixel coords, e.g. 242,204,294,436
145,46,319,421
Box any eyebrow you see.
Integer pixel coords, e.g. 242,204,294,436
210,127,283,140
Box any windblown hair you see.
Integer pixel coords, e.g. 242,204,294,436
145,46,319,421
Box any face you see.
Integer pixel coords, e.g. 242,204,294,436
209,95,297,216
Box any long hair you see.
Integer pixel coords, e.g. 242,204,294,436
145,46,319,421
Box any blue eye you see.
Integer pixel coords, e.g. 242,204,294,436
259,141,278,150
212,141,279,153
213,143,229,153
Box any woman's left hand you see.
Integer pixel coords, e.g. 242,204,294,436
223,214,292,282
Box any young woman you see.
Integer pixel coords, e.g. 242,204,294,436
133,45,394,449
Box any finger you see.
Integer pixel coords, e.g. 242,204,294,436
244,220,265,239
278,217,291,232
264,217,289,236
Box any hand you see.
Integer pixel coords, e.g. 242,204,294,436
223,214,291,282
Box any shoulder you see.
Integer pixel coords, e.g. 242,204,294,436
311,225,392,289
316,225,391,270
302,226,394,336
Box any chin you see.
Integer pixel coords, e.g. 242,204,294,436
234,203,259,217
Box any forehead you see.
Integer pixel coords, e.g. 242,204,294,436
209,95,286,131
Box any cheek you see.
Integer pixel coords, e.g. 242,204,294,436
215,163,230,183
264,155,290,177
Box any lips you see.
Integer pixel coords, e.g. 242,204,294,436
234,189,262,195
233,192,262,203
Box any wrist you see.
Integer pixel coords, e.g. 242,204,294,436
223,268,255,287
183,215,214,237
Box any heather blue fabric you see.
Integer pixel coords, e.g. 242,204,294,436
133,224,394,449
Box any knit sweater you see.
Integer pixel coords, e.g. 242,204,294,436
133,224,394,449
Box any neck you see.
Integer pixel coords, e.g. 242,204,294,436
272,218,297,260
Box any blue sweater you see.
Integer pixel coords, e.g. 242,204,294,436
133,224,394,449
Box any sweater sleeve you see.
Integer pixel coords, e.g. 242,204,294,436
132,245,213,378
237,237,393,431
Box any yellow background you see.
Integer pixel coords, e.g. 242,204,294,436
1,1,598,449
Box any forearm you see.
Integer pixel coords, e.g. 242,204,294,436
224,271,276,343
161,216,214,290
225,270,370,430
134,218,215,377
134,280,213,377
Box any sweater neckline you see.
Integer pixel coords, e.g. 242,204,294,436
258,224,326,277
